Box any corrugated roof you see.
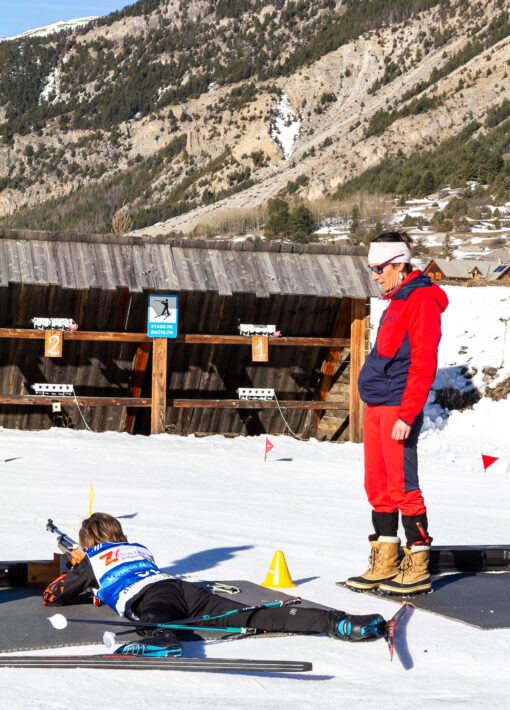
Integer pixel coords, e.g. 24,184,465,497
0,229,380,299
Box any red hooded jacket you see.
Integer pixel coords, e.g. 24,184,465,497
358,270,449,425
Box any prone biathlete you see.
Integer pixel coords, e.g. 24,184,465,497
44,513,387,656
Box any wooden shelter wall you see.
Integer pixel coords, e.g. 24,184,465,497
160,291,345,437
0,285,351,438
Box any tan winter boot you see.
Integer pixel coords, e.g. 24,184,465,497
379,545,431,595
345,537,400,590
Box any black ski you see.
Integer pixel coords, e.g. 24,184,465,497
0,655,312,673
385,601,412,661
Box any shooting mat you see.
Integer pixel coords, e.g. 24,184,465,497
337,571,510,630
0,581,330,653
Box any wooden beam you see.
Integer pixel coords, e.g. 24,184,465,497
0,395,152,406
349,299,367,443
0,329,350,348
168,400,350,410
0,329,150,342
0,395,349,410
151,338,167,434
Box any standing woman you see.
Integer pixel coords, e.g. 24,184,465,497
346,231,448,595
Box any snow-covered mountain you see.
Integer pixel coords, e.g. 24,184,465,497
1,0,509,239
0,17,96,42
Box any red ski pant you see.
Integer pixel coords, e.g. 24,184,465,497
363,404,426,516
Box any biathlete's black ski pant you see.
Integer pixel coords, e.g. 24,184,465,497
128,579,337,635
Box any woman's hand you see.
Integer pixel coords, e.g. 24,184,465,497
392,418,411,441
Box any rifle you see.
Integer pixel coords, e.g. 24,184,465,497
46,519,84,565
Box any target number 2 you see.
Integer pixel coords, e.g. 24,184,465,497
45,331,63,358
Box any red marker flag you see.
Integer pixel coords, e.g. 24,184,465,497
482,454,498,471
264,437,274,462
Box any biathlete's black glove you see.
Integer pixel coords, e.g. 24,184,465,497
43,573,67,606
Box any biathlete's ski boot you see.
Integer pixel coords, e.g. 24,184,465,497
115,629,183,657
345,537,400,591
327,611,386,642
379,544,431,595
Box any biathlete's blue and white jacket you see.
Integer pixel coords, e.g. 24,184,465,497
86,541,169,615
42,540,169,616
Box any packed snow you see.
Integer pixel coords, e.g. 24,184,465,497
1,285,509,709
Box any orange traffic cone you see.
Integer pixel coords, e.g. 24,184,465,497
261,550,297,588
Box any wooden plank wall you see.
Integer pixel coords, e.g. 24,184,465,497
0,285,355,439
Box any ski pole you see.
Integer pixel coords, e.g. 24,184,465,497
48,597,302,632
51,616,256,636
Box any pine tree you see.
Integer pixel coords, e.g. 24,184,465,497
442,232,454,259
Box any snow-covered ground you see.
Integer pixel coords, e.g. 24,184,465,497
315,187,510,255
1,286,509,709
371,285,510,394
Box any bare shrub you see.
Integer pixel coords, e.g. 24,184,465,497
112,208,134,235
192,206,267,237
307,193,390,225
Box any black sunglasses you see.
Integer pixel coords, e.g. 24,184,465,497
368,253,405,275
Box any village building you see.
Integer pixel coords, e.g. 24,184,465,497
423,257,510,282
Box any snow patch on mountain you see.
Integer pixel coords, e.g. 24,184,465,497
270,93,300,160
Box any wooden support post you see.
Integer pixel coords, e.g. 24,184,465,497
315,297,351,429
127,341,151,434
349,299,367,443
151,338,167,435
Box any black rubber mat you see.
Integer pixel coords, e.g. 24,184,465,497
337,572,510,630
429,546,510,573
0,581,328,653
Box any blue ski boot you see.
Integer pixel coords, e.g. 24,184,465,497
115,630,183,657
327,612,386,641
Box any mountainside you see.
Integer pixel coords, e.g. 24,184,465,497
0,0,509,237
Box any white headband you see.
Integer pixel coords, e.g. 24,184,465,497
368,242,412,265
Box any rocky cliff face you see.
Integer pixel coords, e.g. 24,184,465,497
0,0,508,234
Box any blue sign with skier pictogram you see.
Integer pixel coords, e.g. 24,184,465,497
147,295,178,338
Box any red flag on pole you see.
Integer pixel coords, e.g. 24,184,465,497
482,454,498,471
264,437,274,462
